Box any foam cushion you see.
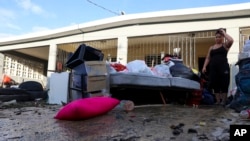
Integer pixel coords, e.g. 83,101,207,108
54,97,120,120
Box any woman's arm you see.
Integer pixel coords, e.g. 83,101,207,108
220,29,234,48
202,47,212,73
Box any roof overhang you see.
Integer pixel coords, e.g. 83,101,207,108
0,2,250,45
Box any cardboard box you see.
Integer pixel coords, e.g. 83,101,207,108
72,61,107,76
70,61,108,99
84,61,107,76
85,75,107,92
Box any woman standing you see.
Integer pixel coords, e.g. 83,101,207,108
202,28,234,105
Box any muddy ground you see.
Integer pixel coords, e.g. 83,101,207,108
0,100,249,141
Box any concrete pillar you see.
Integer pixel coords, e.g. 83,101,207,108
47,44,57,77
117,36,128,65
226,27,240,91
227,27,240,65
0,53,4,76
45,43,58,91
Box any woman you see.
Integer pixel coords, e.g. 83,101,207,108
202,28,234,105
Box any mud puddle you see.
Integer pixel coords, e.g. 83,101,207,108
0,101,249,141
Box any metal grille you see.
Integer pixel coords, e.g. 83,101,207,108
57,31,216,69
168,36,195,68
84,39,117,62
128,31,216,68
56,48,70,71
3,54,44,80
57,39,118,66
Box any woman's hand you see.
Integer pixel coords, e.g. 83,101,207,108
219,28,226,35
202,67,206,74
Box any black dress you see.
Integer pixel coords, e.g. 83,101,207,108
209,46,230,93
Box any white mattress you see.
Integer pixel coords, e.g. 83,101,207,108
109,72,200,90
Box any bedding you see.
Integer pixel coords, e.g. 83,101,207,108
109,72,200,90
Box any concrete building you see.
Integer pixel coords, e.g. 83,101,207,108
0,2,250,89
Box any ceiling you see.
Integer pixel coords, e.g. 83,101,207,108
15,47,49,61
11,28,250,61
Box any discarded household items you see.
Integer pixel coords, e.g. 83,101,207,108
48,72,70,105
0,81,47,102
109,58,201,105
0,99,17,107
48,44,107,105
239,109,250,119
169,58,200,82
68,44,108,98
228,39,250,112
114,100,135,112
18,81,48,100
1,74,18,88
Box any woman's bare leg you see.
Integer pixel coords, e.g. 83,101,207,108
214,93,221,104
221,93,227,105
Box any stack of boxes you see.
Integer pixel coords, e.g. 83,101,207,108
66,44,108,100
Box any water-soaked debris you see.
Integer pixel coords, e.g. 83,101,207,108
120,135,141,141
107,134,123,140
115,113,124,120
199,121,206,126
61,101,67,106
142,118,154,126
172,128,183,135
128,119,134,122
14,111,21,115
0,102,248,140
146,134,152,137
216,133,230,141
210,118,217,121
197,134,209,140
170,123,185,129
0,99,17,107
211,127,230,140
223,128,230,133
108,128,140,141
170,123,185,136
188,128,198,134
169,136,176,140
7,136,23,140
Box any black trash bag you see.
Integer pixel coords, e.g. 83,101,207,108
19,81,44,91
170,59,200,82
228,58,250,112
18,81,48,100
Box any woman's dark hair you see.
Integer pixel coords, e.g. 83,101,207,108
215,28,225,36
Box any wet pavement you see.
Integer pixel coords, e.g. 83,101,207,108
0,101,249,141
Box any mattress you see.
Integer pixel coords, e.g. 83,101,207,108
109,72,200,90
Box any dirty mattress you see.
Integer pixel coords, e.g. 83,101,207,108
109,72,200,90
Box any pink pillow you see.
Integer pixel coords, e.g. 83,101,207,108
54,97,120,120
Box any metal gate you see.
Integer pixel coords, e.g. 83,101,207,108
168,35,195,68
